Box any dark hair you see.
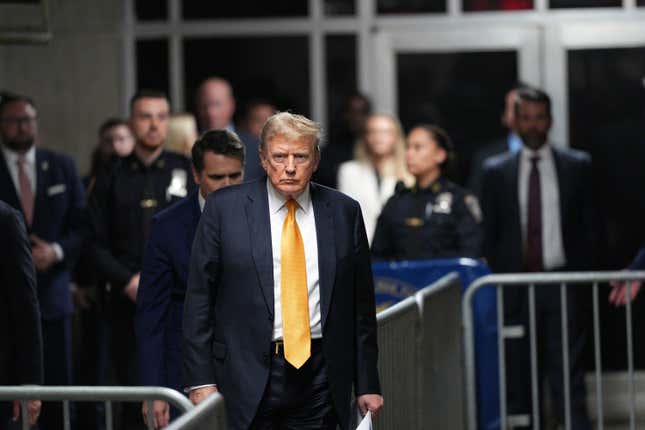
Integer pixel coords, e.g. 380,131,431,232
241,98,276,119
411,124,455,173
514,87,552,118
343,92,372,115
191,129,246,173
0,92,36,116
98,117,128,137
129,89,169,113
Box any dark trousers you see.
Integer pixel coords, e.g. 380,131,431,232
505,287,591,430
40,316,73,430
108,296,143,429
250,340,338,430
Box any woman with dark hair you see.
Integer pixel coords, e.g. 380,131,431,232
371,124,483,261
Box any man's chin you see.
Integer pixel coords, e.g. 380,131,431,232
3,139,34,152
139,140,164,151
275,182,305,197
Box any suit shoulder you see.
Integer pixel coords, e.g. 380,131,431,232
163,151,192,168
553,146,590,164
38,148,76,170
482,151,515,172
312,182,360,209
153,193,197,225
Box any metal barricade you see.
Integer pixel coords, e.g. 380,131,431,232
0,386,194,430
463,271,645,430
374,272,463,430
165,391,226,430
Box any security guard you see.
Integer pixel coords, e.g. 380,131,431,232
372,124,482,261
89,90,194,428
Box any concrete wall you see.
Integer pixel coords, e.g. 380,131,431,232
0,0,125,175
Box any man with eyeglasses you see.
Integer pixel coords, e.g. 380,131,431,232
0,92,85,430
136,129,245,429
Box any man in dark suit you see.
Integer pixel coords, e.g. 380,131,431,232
184,112,383,430
0,200,43,428
481,87,592,429
0,93,85,429
468,85,525,198
135,129,245,429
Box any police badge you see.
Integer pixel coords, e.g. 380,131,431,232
166,169,188,201
433,192,453,214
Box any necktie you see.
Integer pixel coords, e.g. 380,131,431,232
281,199,311,369
17,156,34,226
525,156,543,272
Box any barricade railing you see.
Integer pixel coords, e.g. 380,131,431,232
462,271,645,430
374,272,463,430
165,391,226,430
0,386,194,430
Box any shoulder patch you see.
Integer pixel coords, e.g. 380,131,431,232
464,195,482,223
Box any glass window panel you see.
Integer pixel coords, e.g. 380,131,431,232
397,51,517,184
183,36,310,123
181,0,307,19
378,0,445,14
325,0,356,15
568,47,645,275
326,35,357,139
135,0,167,21
550,0,620,8
136,39,169,98
464,0,533,11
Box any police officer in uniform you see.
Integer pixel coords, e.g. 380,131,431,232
372,124,482,260
89,90,194,428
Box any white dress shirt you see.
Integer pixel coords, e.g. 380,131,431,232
267,179,322,341
337,160,397,245
1,145,63,261
198,192,206,212
518,144,566,270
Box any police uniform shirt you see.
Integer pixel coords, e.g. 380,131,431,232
90,150,194,288
371,177,483,261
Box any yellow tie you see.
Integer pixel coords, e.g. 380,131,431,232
281,199,311,369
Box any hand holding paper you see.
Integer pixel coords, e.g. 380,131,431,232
356,411,372,430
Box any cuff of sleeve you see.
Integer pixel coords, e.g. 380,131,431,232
185,384,217,394
52,243,64,262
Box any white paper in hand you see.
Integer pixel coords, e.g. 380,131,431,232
356,411,372,430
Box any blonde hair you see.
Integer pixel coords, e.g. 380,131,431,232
166,114,198,156
260,111,322,152
356,113,414,186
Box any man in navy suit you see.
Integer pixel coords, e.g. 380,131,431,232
184,112,383,430
0,200,43,428
481,87,593,429
135,129,245,428
0,93,85,429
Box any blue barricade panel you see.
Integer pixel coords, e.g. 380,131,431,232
372,258,500,430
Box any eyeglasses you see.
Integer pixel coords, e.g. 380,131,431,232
0,116,37,127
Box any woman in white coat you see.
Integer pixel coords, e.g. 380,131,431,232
337,113,413,243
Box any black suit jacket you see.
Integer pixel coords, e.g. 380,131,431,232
467,137,509,199
183,178,381,430
481,145,594,275
0,200,43,386
0,148,85,319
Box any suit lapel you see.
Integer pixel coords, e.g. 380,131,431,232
505,153,523,253
551,147,570,239
244,180,275,317
32,150,49,231
0,151,21,211
311,183,335,329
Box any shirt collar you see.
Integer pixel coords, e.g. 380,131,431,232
2,144,36,166
266,178,311,215
198,192,206,212
520,142,551,162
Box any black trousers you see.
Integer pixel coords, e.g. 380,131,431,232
505,287,591,430
250,340,338,430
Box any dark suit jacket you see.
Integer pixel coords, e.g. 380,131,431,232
467,137,509,199
0,148,85,320
136,191,201,391
183,178,381,430
482,145,594,275
0,200,43,386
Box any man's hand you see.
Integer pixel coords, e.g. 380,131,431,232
30,235,58,272
142,400,169,429
12,399,41,427
189,386,218,405
609,280,642,306
357,394,383,418
124,273,141,303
